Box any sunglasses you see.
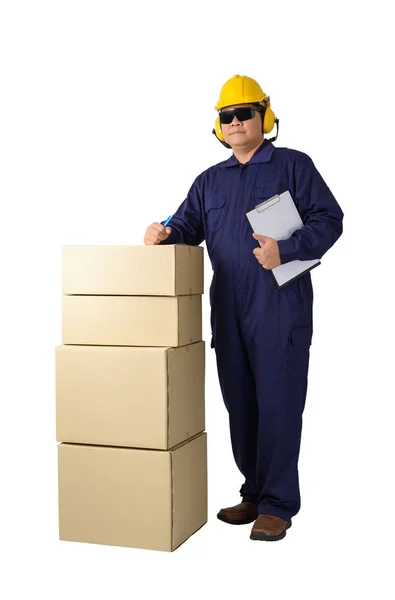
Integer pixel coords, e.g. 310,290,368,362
219,106,261,125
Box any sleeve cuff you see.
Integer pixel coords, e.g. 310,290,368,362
159,223,181,245
277,237,298,265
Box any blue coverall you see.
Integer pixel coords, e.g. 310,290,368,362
160,138,344,521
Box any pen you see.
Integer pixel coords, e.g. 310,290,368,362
163,215,173,227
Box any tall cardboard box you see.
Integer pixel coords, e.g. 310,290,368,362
56,341,205,449
58,433,207,552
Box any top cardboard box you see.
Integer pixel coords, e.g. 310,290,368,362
62,245,204,296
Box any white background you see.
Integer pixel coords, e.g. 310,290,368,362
1,0,394,598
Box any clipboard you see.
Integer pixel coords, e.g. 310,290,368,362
245,190,321,289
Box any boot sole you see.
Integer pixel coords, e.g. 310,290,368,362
217,512,258,525
250,519,292,541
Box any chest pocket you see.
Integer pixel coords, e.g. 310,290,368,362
253,182,281,205
204,193,227,232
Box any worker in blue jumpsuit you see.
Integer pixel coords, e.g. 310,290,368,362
144,74,344,542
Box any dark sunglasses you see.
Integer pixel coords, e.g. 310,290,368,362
219,106,261,125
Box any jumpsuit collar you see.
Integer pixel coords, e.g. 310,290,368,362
220,138,275,168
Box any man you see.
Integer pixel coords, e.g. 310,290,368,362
144,74,344,542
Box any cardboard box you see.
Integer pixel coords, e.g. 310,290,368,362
58,432,207,552
62,294,202,347
56,342,205,449
62,245,204,296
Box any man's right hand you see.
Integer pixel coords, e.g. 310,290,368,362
144,222,172,245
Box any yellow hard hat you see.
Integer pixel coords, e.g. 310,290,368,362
212,74,279,148
215,74,267,110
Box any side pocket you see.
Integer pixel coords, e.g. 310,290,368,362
286,325,312,378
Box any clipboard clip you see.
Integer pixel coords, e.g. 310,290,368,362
255,194,281,213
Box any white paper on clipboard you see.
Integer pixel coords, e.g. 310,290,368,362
245,190,321,289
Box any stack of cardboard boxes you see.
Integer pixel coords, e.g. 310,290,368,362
56,244,207,552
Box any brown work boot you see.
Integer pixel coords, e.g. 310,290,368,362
250,514,292,541
217,501,259,525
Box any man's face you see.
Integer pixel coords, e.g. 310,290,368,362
219,103,264,148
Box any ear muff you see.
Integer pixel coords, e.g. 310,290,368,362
261,98,279,141
212,98,279,147
261,97,276,134
212,115,231,149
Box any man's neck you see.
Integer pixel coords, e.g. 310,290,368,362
233,138,265,165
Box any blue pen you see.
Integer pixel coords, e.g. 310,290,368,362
163,215,173,227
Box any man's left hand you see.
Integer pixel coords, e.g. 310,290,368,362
252,233,281,269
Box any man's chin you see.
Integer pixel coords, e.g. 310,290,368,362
227,138,247,148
